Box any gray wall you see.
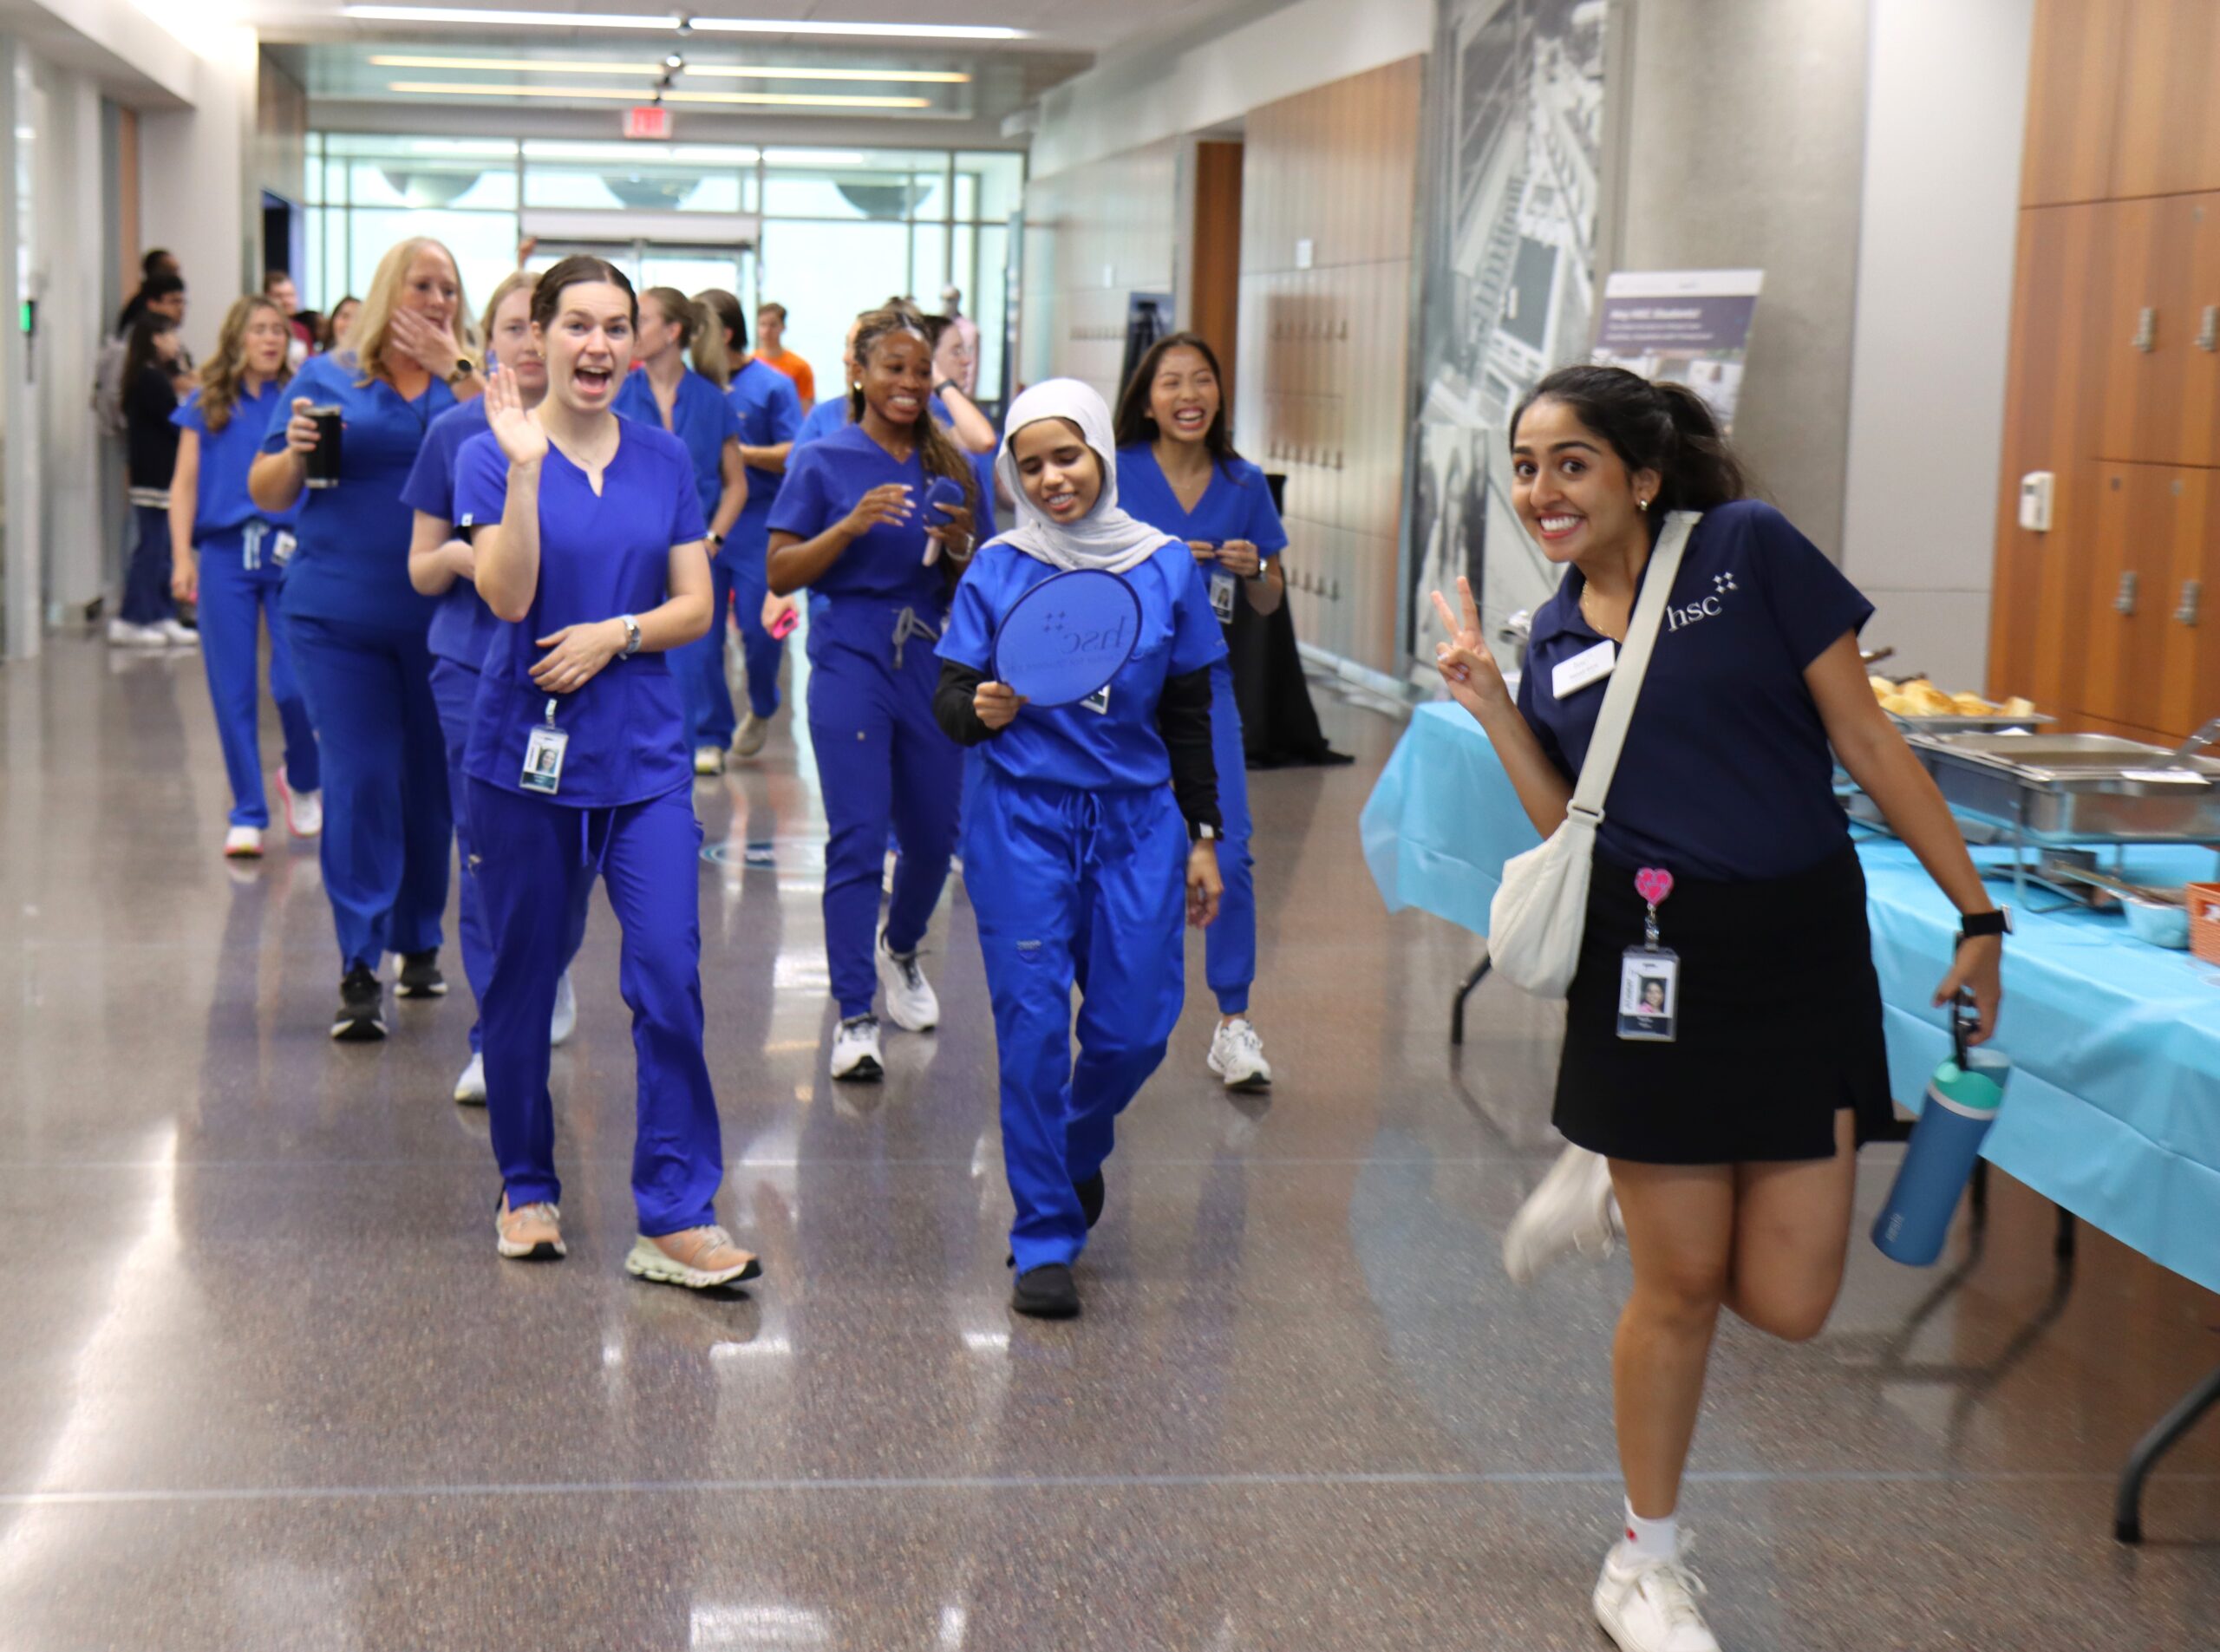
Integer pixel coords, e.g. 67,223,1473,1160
1616,0,1870,561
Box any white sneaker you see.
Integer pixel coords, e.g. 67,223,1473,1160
106,618,161,648
278,774,322,838
1593,1541,1720,1652
1206,1017,1273,1091
694,745,725,776
549,970,577,1047
156,618,200,647
223,825,264,859
830,1014,884,1082
1504,1143,1618,1284
874,930,939,1031
454,1051,486,1106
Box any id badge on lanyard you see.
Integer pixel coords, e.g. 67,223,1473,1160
1618,867,1680,1043
1209,570,1238,624
520,698,569,795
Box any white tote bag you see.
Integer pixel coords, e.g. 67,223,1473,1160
1485,510,1698,998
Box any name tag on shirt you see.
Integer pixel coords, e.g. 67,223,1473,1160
1209,571,1238,624
1080,684,1112,715
1552,637,1616,700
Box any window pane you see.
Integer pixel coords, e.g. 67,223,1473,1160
345,208,520,328
755,219,909,403
970,225,1009,402
525,155,744,212
910,224,948,305
957,151,1024,222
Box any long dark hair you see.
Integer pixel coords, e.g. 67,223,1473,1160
643,285,728,387
122,313,180,395
695,287,747,356
1509,365,1747,519
531,255,637,334
1113,330,1238,469
850,307,977,524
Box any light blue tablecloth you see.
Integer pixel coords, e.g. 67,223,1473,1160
1361,702,2220,1294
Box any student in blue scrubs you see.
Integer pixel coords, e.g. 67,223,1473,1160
251,235,484,1041
167,294,320,859
695,287,804,760
611,288,748,777
767,308,976,1084
457,255,760,1290
1432,365,2003,1652
1113,332,1289,1094
404,271,584,1106
934,379,1227,1321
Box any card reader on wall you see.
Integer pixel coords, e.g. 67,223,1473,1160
2018,471,2054,532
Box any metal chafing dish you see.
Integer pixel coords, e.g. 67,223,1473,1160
1885,711,2056,736
1905,732,2220,844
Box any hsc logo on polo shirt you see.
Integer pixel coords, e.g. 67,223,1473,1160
1666,569,1740,635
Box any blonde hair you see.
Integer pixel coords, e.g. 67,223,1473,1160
197,295,294,434
643,285,729,388
478,269,539,367
341,236,475,387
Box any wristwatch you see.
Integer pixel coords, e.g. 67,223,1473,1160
1958,907,2012,943
708,531,724,549
935,378,959,399
1250,557,1273,584
618,614,643,658
447,356,476,388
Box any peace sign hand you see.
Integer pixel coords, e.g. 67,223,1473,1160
1430,576,1510,720
484,364,547,468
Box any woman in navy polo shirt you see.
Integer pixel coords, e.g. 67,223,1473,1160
1430,365,2004,1652
403,271,585,1107
933,378,1226,1320
1113,331,1285,1094
456,255,758,1290
251,235,483,1041
767,308,975,1085
611,289,748,776
168,294,319,859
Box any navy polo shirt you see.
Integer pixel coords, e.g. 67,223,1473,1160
1515,500,1873,884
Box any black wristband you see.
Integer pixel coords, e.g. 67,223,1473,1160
1959,908,2011,942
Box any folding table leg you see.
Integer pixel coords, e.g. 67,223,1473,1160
2115,1363,2220,1544
1451,953,1492,1046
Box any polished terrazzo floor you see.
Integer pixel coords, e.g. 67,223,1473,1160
2,635,2216,1650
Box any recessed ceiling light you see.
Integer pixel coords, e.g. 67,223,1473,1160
386,80,932,108
366,54,970,83
345,5,1028,40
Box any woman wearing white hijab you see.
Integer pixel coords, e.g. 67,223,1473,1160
936,380,1228,1320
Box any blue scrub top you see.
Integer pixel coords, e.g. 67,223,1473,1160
1516,500,1874,884
792,393,955,453
610,366,740,525
174,380,297,542
767,423,950,616
938,539,1226,793
1117,444,1285,676
260,352,460,630
727,358,804,519
453,422,709,808
399,399,502,670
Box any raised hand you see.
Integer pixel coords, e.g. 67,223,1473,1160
973,680,1027,731
390,304,464,378
484,364,547,468
1430,576,1510,721
839,482,913,541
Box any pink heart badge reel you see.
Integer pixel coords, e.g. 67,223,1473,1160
1635,867,1675,908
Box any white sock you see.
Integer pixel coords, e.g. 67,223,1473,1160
1623,1498,1679,1564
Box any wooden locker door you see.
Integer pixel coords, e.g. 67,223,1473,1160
2095,199,2195,465
2080,464,2174,732
2186,195,2220,467
2111,0,2220,199
2159,473,2220,739
2022,0,2125,206
1988,205,2108,708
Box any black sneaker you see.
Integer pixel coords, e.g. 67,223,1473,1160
1012,1263,1081,1320
1075,1171,1106,1231
397,950,447,998
332,965,387,1041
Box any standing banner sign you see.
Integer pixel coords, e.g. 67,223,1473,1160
1590,270,1765,431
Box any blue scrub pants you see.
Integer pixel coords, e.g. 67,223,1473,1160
673,523,783,748
1203,665,1256,1017
430,658,589,1055
286,612,452,972
121,502,177,625
471,779,722,1236
965,770,1187,1273
193,526,318,827
806,623,962,1020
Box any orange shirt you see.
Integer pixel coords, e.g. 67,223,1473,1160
754,348,815,410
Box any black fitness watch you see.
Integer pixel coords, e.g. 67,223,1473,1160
935,378,959,399
447,356,476,388
1958,907,2012,944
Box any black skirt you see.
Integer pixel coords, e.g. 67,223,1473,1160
1553,844,1894,1165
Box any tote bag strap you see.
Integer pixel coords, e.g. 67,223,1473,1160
1567,509,1700,822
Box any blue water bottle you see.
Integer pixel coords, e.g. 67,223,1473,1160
1872,996,2009,1266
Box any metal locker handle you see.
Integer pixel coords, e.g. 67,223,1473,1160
2178,580,2203,626
2132,307,2157,352
2115,571,2138,615
2200,306,2220,352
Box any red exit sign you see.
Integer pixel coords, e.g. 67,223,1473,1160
624,105,671,140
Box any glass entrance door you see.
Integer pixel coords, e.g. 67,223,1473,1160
526,240,756,310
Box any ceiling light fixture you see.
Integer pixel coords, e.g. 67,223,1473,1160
365,54,970,83
345,5,1027,40
385,80,931,108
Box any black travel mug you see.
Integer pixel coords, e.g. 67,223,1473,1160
304,405,343,490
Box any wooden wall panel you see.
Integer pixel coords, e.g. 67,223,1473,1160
1018,138,1179,408
1190,141,1244,404
1236,55,1422,673
2020,0,2123,206
2111,0,2220,200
